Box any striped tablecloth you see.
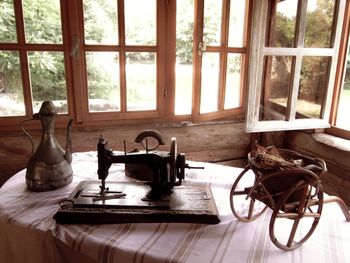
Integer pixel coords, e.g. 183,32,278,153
1,151,350,263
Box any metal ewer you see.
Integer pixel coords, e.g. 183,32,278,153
22,101,73,191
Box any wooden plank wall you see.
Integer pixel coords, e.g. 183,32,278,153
0,121,251,186
286,131,350,206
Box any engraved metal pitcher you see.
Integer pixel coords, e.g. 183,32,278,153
23,101,73,191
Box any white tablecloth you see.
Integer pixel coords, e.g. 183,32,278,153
1,151,350,263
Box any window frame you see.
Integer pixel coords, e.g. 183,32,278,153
246,0,346,133
0,0,250,130
0,0,74,128
68,0,166,123
328,0,350,140
191,0,250,123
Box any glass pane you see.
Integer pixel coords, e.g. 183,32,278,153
203,0,222,46
297,56,330,119
336,42,350,130
259,56,293,121
228,0,245,47
0,0,17,43
175,0,194,115
225,54,242,109
83,0,118,45
336,83,350,130
126,52,156,111
125,0,156,46
304,0,335,48
0,51,25,116
267,0,297,47
200,53,220,113
28,51,67,114
23,0,62,44
86,52,120,112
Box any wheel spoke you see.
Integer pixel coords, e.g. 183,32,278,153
248,199,255,219
287,218,301,248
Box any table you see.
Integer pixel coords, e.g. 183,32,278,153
1,151,350,263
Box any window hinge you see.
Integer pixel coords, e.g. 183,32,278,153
198,41,206,56
164,89,168,99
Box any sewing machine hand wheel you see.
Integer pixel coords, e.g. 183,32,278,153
169,137,177,183
135,130,165,151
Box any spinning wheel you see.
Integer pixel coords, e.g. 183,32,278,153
229,146,350,251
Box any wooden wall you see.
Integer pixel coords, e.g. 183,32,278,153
286,131,350,206
0,120,251,186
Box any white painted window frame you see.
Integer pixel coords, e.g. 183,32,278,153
245,0,346,133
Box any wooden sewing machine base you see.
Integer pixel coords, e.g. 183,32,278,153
54,181,220,224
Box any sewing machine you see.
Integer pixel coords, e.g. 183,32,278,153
54,130,220,224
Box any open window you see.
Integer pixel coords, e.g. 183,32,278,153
246,0,346,132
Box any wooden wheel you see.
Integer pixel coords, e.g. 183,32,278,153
269,179,323,250
230,166,268,222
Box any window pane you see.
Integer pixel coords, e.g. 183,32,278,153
200,53,220,113
0,51,25,116
228,0,246,47
336,84,350,130
267,0,297,47
23,0,62,44
297,56,330,119
175,0,194,115
336,43,350,130
125,0,156,46
126,52,156,111
225,54,242,109
304,0,335,48
28,51,67,114
86,52,120,112
83,0,118,45
0,0,17,43
259,56,293,121
203,0,222,46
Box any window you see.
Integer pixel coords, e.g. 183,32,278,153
179,0,249,121
329,0,350,140
0,0,71,127
246,0,347,133
0,0,249,129
71,0,161,122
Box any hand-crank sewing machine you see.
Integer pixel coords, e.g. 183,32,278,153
54,130,219,224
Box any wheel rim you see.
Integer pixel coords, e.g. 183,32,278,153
230,166,268,222
269,179,323,250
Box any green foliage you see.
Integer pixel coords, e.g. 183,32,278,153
86,53,119,101
83,0,118,44
272,14,295,47
23,0,62,44
28,52,66,101
0,1,20,96
271,0,335,104
0,0,16,42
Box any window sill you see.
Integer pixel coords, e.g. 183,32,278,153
312,133,350,152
